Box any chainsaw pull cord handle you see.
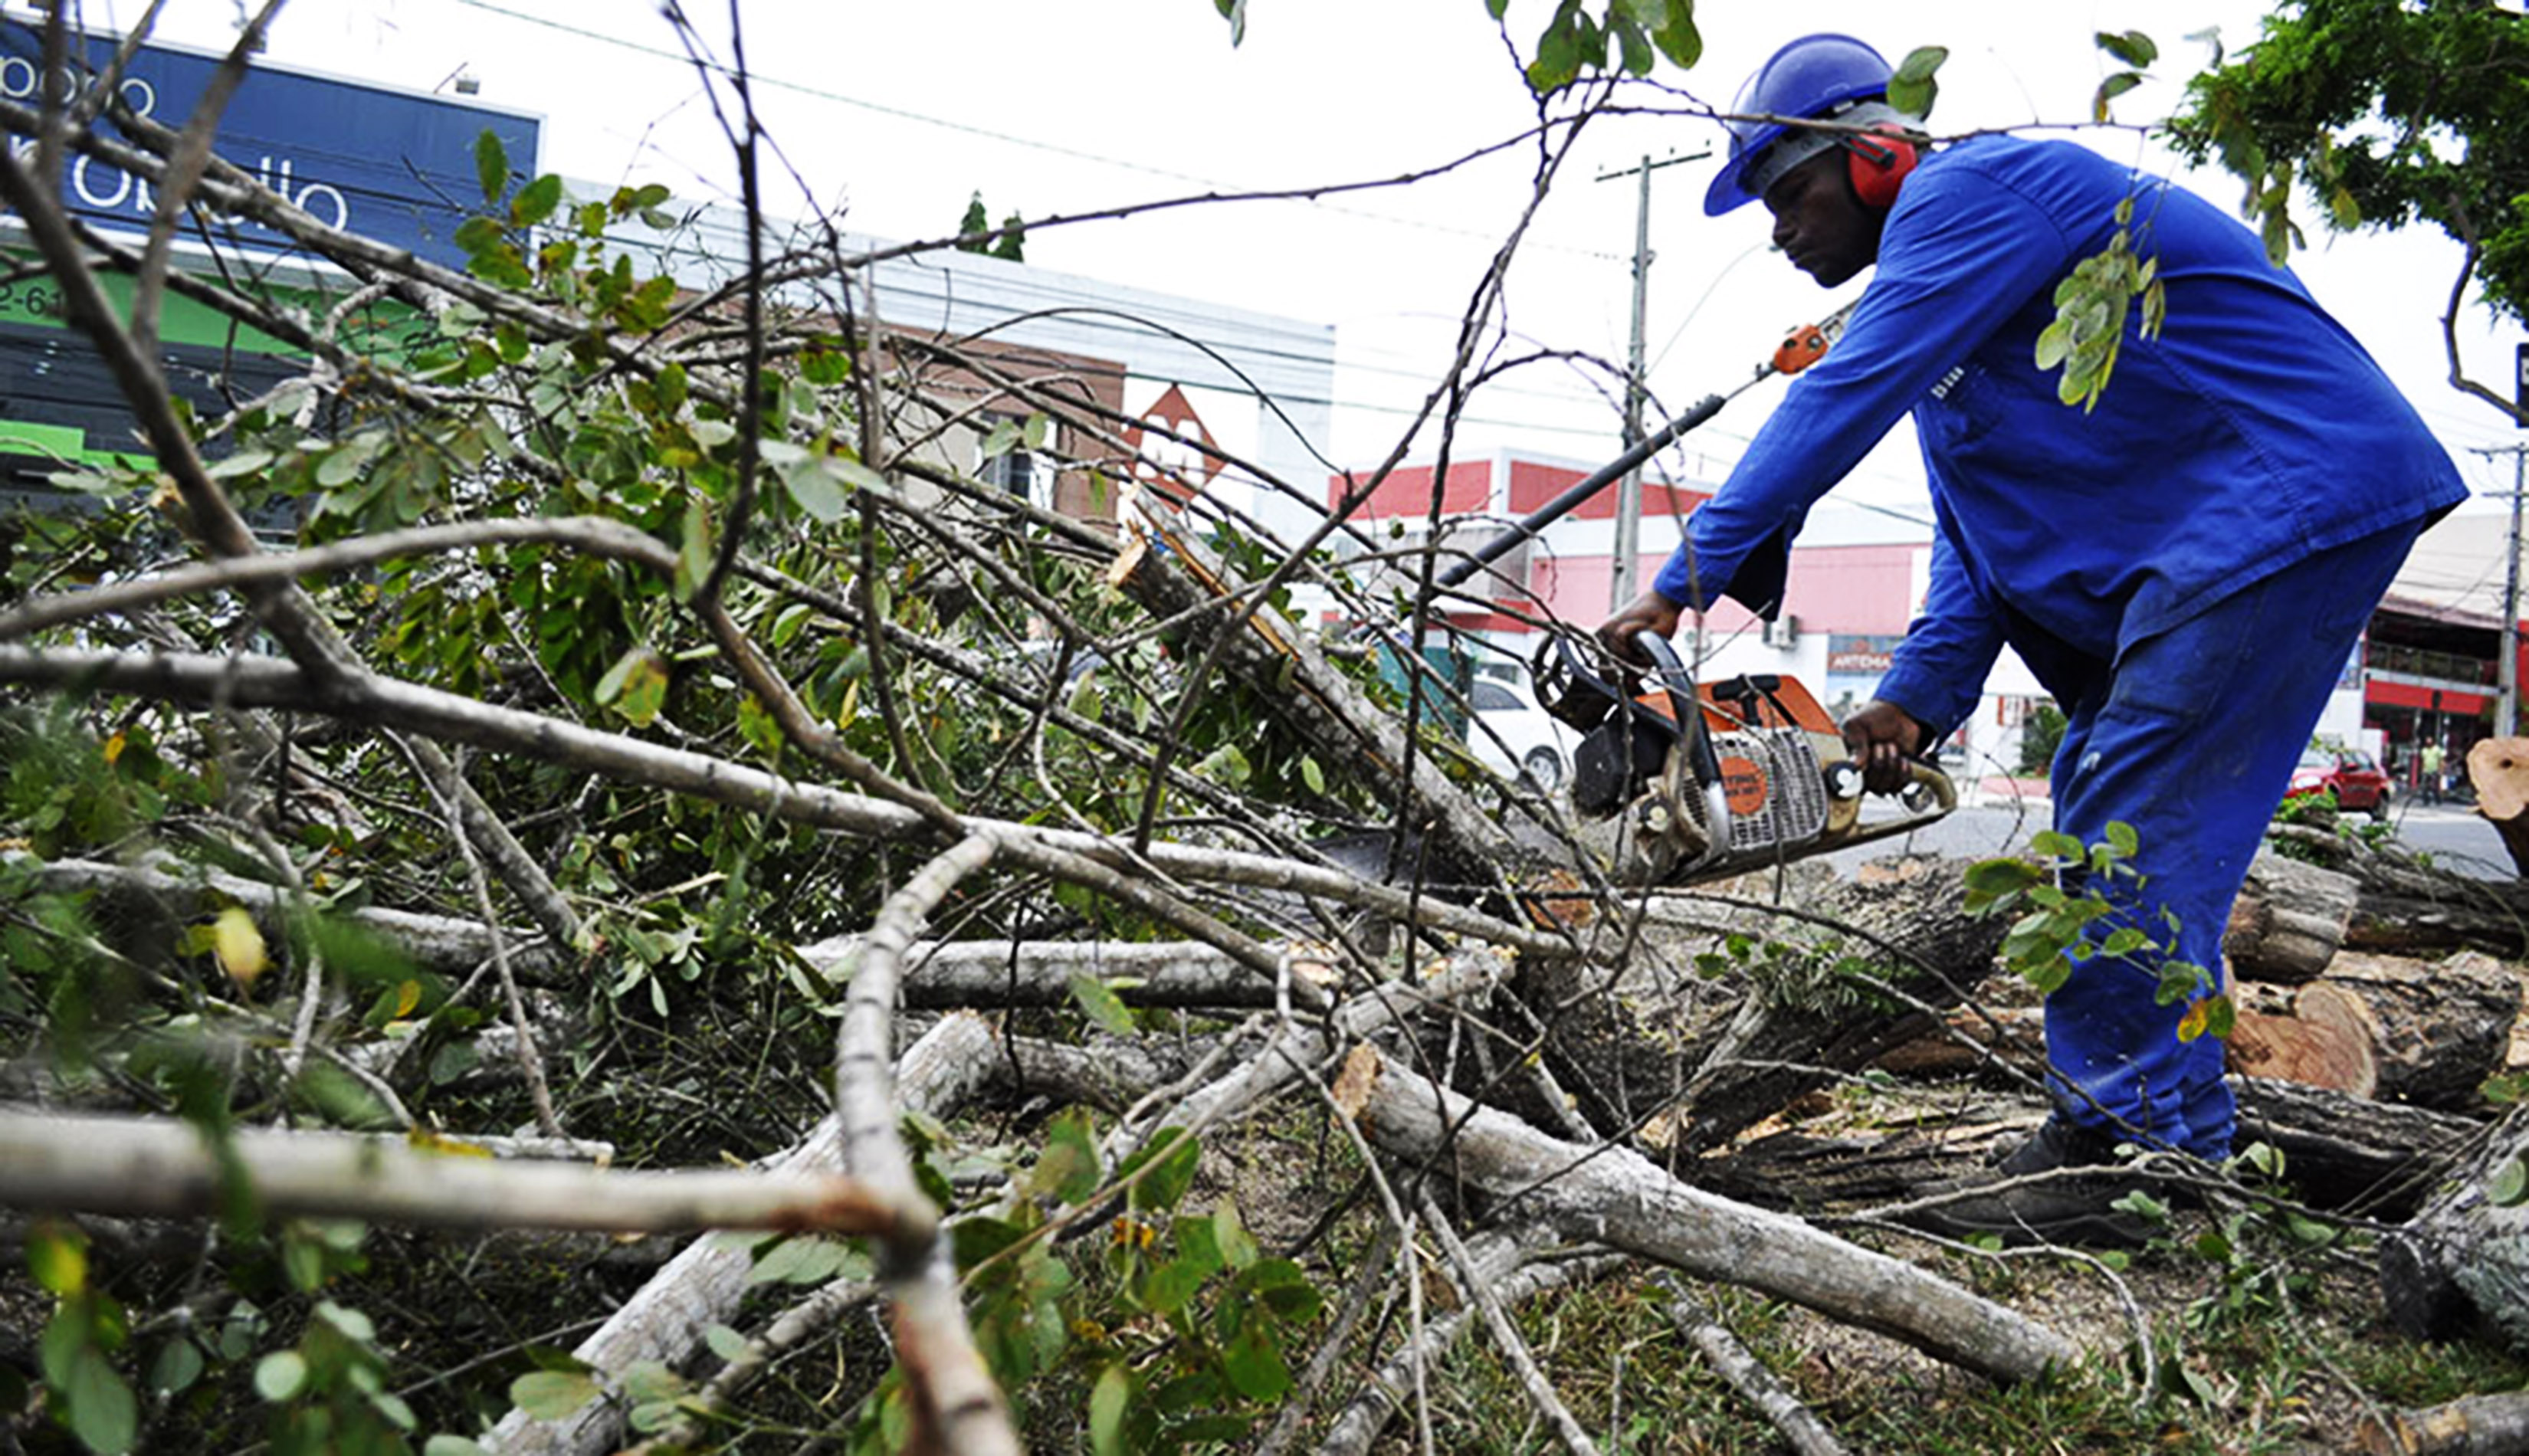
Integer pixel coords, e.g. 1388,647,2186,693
1632,630,1734,859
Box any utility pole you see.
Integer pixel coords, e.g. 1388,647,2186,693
1597,150,1704,611
2486,442,2529,739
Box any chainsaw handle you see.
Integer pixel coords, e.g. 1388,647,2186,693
1632,631,1721,791
1826,755,1957,809
1899,759,1959,814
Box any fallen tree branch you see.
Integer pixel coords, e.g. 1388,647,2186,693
1318,1231,1625,1456
806,936,1286,1008
487,1014,1001,1456
1340,1044,2081,1385
2358,1392,2529,1455
17,854,561,979
834,835,1018,1456
1421,1192,1600,1456
0,1110,932,1238
0,647,1576,957
1661,1280,1850,1456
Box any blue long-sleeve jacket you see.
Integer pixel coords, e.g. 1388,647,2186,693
1649,136,2466,737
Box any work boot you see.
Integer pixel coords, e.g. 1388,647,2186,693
1903,1117,2164,1248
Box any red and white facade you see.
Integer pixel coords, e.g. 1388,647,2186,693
1330,448,2376,784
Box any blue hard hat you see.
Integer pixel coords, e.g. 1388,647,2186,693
1703,34,1896,216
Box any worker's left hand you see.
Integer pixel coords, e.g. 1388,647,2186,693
1842,699,1926,795
1596,590,1684,670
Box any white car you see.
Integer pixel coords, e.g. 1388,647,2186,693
1465,675,1576,792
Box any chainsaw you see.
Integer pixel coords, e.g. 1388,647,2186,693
1532,628,1955,887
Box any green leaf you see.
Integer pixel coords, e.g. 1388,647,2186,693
1214,1202,1260,1271
425,1438,491,1456
2024,954,2072,995
2199,992,2236,1041
1089,1363,1133,1456
1068,974,1137,1037
1122,1129,1199,1215
2092,71,2144,123
474,130,507,205
510,174,565,230
2112,1189,2171,1223
782,458,850,523
950,1216,1027,1274
67,1348,136,1455
147,1337,203,1395
1142,1257,1210,1317
1036,1107,1102,1207
1962,858,2039,897
2032,320,2073,372
254,1349,308,1402
2104,821,2140,858
510,1369,602,1421
205,448,273,481
2485,1155,2527,1207
2029,831,2083,862
595,648,671,730
28,1222,87,1297
676,501,713,602
1221,1317,1291,1401
1175,1215,1224,1277
704,1324,750,1363
1210,0,1247,45
2095,29,2157,67
1887,45,1947,117
2156,962,2208,1006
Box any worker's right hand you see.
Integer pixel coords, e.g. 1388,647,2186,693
1596,590,1684,670
1842,699,1926,795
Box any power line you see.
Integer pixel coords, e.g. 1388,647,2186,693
446,0,1624,261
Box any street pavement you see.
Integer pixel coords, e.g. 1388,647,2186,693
1821,793,2518,882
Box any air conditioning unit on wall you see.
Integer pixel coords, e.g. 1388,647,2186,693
1762,614,1800,650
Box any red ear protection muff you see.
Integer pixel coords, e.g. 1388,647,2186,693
1843,123,1917,209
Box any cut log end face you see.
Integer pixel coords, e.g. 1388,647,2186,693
2227,982,2380,1100
2468,737,2529,821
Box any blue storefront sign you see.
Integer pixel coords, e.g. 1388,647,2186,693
0,24,540,272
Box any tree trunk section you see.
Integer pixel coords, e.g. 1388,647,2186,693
1514,855,2007,1156
2381,1107,2529,1350
2229,982,2380,1097
1698,1079,2482,1220
2224,847,2360,984
2468,737,2529,879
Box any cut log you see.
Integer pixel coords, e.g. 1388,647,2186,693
2228,981,2380,1098
1513,854,2008,1156
2468,736,2529,878
1698,1079,2482,1221
2263,825,2529,959
2329,950,2524,1111
2380,1106,2529,1349
1865,1004,2045,1081
2223,846,2360,984
2226,952,2521,1110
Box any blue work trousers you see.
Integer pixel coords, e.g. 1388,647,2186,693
2043,519,2424,1157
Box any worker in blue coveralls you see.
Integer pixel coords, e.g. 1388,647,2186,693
1599,34,2465,1244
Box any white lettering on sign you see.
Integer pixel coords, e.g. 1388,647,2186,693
63,149,353,234
0,57,155,119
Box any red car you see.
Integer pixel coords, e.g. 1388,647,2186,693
2283,746,2393,819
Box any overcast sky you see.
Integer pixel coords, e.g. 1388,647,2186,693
104,1,2529,534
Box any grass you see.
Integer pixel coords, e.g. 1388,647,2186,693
1373,1215,2529,1455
